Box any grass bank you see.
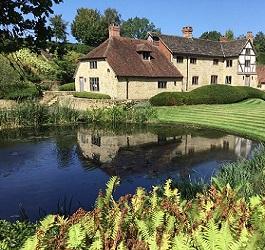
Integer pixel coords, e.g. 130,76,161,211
155,99,265,141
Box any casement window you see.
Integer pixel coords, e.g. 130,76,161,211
90,61,97,69
192,76,199,85
211,75,218,84
245,60,251,67
213,59,219,65
246,48,251,55
158,81,167,89
225,76,232,84
91,135,101,147
226,59,233,67
174,56,183,63
190,58,197,64
143,52,151,60
90,77,99,91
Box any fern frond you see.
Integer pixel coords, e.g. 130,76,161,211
89,230,103,250
21,235,38,250
66,223,86,249
105,176,120,206
39,214,55,232
117,241,127,250
172,233,194,250
152,210,164,230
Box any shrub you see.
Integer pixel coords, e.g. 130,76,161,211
73,91,111,99
150,85,265,106
59,83,75,91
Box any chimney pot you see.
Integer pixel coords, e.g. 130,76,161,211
246,31,254,43
182,26,193,38
109,24,120,38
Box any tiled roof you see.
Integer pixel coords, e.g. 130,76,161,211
81,37,182,78
257,65,265,83
157,34,248,57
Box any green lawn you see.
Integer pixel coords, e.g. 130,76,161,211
155,99,265,141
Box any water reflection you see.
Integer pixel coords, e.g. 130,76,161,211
77,126,255,180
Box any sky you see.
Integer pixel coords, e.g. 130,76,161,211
52,0,265,42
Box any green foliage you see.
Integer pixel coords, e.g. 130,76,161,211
225,29,235,41
73,91,111,99
71,8,107,46
50,14,68,43
200,31,222,41
150,85,265,106
254,32,265,64
0,220,35,250
0,0,63,53
102,8,121,26
15,176,265,249
59,82,75,91
121,17,160,39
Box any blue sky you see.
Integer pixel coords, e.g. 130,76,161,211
53,0,265,42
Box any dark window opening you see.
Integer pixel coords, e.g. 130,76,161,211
213,59,219,65
90,61,97,69
91,135,101,147
226,60,233,67
143,52,150,60
90,77,99,91
225,76,232,84
192,76,199,85
158,81,167,89
245,60,250,67
246,48,251,55
190,58,197,64
211,75,218,84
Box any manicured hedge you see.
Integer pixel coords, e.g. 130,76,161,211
73,91,111,99
150,85,265,106
59,82,75,91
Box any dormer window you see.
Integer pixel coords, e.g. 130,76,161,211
136,43,152,61
143,51,151,60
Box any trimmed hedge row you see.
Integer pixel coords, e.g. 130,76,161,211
73,91,111,99
150,85,265,106
59,82,75,91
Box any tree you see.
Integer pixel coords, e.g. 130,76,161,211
121,17,160,39
0,0,63,53
103,8,121,26
50,14,68,43
71,8,107,47
225,30,234,41
254,32,265,64
200,31,222,41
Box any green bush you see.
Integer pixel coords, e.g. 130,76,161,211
59,82,75,91
0,83,41,101
73,91,111,99
150,85,265,106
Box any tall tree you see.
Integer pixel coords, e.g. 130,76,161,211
254,32,265,64
103,8,121,26
71,8,107,46
0,0,63,53
225,30,234,41
200,31,222,41
50,14,68,43
121,17,160,39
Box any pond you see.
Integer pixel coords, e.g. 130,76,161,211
0,125,259,221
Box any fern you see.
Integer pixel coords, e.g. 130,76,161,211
89,230,103,250
66,223,86,249
117,241,127,250
104,176,120,206
172,233,194,250
164,179,178,200
39,214,55,232
21,235,38,250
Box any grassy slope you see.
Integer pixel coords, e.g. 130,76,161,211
155,99,265,141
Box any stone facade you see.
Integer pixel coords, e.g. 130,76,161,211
75,60,183,100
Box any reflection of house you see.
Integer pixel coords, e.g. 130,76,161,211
77,127,255,177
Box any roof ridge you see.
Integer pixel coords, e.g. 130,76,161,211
103,38,112,57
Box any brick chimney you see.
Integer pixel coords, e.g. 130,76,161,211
182,26,193,38
220,36,229,42
109,24,120,38
246,31,254,43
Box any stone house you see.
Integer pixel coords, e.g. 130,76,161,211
74,25,183,100
148,27,258,91
75,25,259,99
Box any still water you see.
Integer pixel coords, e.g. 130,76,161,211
0,125,258,221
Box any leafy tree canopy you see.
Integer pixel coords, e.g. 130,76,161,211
0,0,63,53
200,31,222,41
121,17,160,39
50,14,68,43
225,29,234,41
254,32,265,64
71,8,107,47
103,8,121,26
